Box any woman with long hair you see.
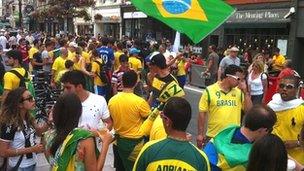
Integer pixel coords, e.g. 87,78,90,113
43,93,112,171
247,134,287,171
0,87,48,171
247,60,268,104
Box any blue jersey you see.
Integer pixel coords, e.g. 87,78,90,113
96,46,114,70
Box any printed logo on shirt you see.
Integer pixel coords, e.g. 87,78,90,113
146,159,197,171
216,100,237,107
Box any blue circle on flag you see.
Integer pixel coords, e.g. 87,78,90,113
162,0,191,14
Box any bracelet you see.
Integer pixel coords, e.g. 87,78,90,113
15,149,18,155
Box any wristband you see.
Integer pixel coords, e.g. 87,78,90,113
15,149,18,155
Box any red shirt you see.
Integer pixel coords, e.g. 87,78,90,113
18,45,29,63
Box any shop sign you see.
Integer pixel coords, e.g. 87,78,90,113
123,12,148,19
192,47,203,54
102,15,120,23
226,8,290,23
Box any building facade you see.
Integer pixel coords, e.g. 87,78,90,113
92,0,122,38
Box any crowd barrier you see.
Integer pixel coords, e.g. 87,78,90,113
189,64,207,88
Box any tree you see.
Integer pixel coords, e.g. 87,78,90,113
31,0,95,33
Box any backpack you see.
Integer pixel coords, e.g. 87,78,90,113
94,60,109,85
9,69,35,97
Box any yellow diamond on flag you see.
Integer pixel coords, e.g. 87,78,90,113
153,0,208,21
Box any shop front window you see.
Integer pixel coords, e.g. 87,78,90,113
224,28,289,54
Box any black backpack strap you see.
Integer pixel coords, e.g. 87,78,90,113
9,70,25,80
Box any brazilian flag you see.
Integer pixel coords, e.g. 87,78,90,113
131,0,235,43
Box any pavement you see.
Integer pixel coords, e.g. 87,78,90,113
35,84,204,170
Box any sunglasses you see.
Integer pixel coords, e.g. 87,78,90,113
21,95,34,103
278,83,295,90
226,74,240,81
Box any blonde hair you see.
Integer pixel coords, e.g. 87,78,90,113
252,60,264,73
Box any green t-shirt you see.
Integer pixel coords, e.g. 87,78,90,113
133,138,210,171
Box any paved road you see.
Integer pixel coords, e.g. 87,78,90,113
35,85,203,170
184,85,204,144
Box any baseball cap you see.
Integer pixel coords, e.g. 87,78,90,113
69,42,78,48
150,53,167,69
230,47,239,52
129,48,140,55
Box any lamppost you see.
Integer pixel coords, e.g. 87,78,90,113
18,0,22,28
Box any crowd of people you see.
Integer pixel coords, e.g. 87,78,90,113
0,29,303,171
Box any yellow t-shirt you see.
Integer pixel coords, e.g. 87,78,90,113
3,68,27,91
114,51,124,71
67,50,76,61
82,51,91,64
28,47,39,60
73,60,81,71
108,92,151,138
149,116,167,141
199,82,244,137
177,60,186,76
91,59,104,86
272,105,304,164
272,54,285,71
55,69,68,83
129,56,142,72
52,56,66,82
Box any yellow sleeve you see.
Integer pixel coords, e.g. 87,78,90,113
52,59,58,71
28,49,33,59
91,62,99,73
3,73,13,90
199,90,209,112
149,117,167,140
139,100,151,118
138,108,160,137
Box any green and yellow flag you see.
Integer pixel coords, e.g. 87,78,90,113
131,0,235,43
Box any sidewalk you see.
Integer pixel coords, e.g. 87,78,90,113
36,144,115,171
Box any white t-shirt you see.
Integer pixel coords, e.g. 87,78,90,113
0,35,7,49
78,93,110,129
247,72,267,96
42,50,51,72
0,121,37,168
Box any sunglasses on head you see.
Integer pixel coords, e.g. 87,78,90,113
278,83,295,90
20,95,34,103
226,74,240,81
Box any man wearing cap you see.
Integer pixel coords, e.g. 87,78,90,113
148,53,184,108
218,46,240,80
145,53,185,140
67,42,78,62
128,47,142,73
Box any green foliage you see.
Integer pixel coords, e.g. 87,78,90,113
31,0,95,21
